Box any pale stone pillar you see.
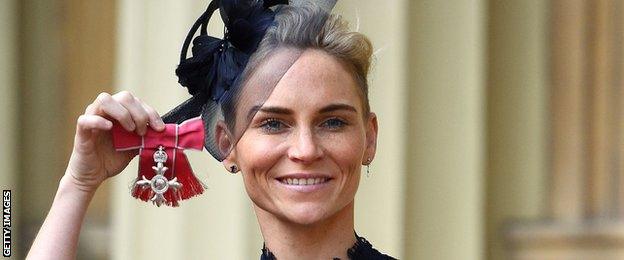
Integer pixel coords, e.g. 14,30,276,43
507,0,624,258
0,0,17,191
0,0,19,258
486,1,548,259
405,1,486,259
111,1,252,259
335,0,407,258
18,1,66,256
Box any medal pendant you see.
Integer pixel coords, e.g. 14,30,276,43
134,146,182,207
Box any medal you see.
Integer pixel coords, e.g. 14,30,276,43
134,146,182,206
111,117,206,207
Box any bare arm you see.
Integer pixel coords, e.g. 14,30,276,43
26,174,96,259
26,91,164,259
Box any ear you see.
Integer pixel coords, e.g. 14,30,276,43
215,120,238,172
363,112,378,164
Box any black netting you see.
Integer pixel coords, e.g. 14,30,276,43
162,0,333,162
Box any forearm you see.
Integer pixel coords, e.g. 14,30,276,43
26,172,96,259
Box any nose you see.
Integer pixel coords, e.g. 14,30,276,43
287,127,323,163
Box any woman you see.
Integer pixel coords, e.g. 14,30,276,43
27,1,394,259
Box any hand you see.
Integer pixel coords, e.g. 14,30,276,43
65,91,166,193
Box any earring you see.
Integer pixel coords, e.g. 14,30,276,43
229,165,238,174
365,157,372,178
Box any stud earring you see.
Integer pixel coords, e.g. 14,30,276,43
229,165,238,174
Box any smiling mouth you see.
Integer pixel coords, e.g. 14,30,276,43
277,177,330,186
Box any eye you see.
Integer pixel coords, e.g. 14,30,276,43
321,118,347,130
259,118,287,133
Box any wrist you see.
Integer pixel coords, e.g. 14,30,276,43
60,169,101,196
52,174,97,215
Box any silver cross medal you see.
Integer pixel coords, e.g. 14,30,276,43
135,145,182,207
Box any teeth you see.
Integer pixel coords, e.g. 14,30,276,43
281,177,328,186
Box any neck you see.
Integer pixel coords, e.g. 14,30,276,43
255,201,357,260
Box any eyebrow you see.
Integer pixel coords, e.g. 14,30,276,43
318,103,358,114
247,103,357,120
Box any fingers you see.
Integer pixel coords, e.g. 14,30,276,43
75,114,113,148
139,99,166,131
85,91,165,135
89,92,135,132
77,114,113,132
116,92,149,135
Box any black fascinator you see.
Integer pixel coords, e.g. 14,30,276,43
161,0,291,161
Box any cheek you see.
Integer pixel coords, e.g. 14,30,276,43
235,135,286,202
237,135,285,173
331,131,367,173
321,131,367,170
320,132,365,211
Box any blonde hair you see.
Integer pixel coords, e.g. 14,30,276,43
247,3,374,114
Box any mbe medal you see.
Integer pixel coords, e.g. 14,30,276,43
134,146,182,207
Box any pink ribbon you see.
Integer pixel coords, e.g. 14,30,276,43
111,117,206,207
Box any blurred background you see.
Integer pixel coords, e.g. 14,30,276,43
2,0,622,259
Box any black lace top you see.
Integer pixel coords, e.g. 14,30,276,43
259,233,396,260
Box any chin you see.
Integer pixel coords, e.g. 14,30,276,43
280,203,333,226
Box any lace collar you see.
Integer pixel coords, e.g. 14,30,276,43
259,232,396,260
